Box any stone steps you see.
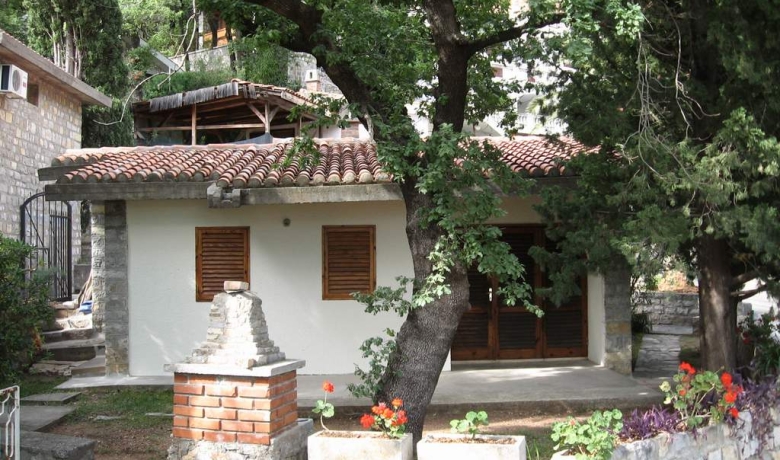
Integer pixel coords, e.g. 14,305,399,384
51,300,81,320
70,354,105,377
21,392,82,406
41,327,94,343
42,333,104,362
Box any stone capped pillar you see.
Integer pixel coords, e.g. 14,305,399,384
168,282,311,460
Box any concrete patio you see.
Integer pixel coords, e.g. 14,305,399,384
56,359,663,414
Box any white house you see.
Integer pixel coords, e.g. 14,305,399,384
40,137,632,377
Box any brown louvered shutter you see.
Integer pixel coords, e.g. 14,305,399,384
196,227,250,302
322,226,376,300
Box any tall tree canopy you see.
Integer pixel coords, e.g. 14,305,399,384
24,0,133,147
219,0,638,442
533,0,780,371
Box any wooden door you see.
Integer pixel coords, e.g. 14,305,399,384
452,226,587,361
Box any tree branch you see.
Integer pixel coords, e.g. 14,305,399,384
463,13,564,57
731,270,760,289
731,284,768,301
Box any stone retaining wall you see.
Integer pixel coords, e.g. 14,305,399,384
637,292,699,327
612,411,780,460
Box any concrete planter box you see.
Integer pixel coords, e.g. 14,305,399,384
417,433,526,460
307,431,413,460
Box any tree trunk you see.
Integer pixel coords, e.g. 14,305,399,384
375,183,471,444
697,234,737,371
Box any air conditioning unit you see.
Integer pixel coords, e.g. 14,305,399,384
0,64,28,99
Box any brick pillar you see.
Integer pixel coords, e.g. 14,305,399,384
167,284,311,459
91,200,129,375
172,365,301,445
603,260,633,375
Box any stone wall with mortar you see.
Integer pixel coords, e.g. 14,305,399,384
611,410,780,460
90,200,128,374
0,84,82,261
637,292,699,327
603,262,633,375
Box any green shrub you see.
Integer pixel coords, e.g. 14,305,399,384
631,311,652,334
0,235,52,385
739,311,780,378
551,409,623,460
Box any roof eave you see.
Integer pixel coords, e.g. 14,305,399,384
0,32,112,108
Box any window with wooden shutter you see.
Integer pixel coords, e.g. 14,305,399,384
322,226,376,300
195,227,249,302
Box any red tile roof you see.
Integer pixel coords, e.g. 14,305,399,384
51,136,595,187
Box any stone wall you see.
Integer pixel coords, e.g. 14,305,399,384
0,84,82,262
612,411,780,460
637,292,699,328
603,262,633,375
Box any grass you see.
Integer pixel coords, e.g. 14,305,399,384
68,387,174,428
679,334,701,368
524,428,557,459
0,374,68,397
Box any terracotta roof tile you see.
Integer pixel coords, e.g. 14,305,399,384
52,136,596,187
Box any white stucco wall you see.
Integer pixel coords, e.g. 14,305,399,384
587,274,606,365
127,199,414,375
126,195,608,376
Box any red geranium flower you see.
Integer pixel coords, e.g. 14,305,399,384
730,407,739,418
720,372,732,388
678,389,687,397
322,380,334,393
679,362,696,375
724,392,737,404
360,414,374,429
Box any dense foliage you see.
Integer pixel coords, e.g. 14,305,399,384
21,0,133,147
0,236,52,385
739,311,780,378
532,0,780,371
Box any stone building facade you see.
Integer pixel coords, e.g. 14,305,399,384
0,80,82,239
0,31,111,287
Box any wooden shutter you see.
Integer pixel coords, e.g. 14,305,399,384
196,227,249,302
322,226,376,300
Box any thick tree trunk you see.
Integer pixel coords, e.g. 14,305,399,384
375,183,471,444
697,234,737,371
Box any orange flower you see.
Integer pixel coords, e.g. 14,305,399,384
371,405,382,415
720,372,732,388
679,362,696,375
392,398,403,408
396,410,407,425
724,392,737,404
678,389,687,397
383,408,395,419
360,414,374,429
730,407,739,418
322,381,334,393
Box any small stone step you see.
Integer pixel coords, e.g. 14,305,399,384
52,300,80,320
29,360,87,377
70,355,105,378
42,327,95,343
42,334,104,362
21,392,82,406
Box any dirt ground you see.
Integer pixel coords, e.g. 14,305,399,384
48,407,568,459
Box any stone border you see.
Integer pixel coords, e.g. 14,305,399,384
611,411,779,460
